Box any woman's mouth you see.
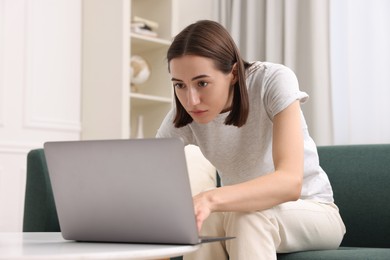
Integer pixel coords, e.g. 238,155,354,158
190,110,208,117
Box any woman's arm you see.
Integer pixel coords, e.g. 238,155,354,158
193,100,304,231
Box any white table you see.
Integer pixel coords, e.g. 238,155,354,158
0,232,200,260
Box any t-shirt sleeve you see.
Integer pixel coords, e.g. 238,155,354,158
155,108,175,138
155,108,194,145
263,64,308,120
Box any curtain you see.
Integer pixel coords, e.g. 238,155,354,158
330,0,390,144
217,0,333,145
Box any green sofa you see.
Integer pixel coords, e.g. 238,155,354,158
24,144,390,259
277,144,390,259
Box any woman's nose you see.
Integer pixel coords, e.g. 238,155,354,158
187,87,200,106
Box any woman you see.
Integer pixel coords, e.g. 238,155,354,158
156,20,345,260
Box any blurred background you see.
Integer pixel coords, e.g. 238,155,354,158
1,0,389,232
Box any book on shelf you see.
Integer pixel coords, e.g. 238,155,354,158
131,16,159,37
133,16,159,29
131,25,158,37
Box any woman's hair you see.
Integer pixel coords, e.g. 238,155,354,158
167,20,251,128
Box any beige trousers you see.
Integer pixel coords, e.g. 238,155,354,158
184,200,346,260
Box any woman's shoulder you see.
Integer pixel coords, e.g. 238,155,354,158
246,61,295,77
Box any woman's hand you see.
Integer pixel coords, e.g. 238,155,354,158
193,191,213,232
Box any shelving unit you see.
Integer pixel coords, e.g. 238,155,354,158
131,34,171,52
82,0,173,140
81,0,216,140
129,0,173,138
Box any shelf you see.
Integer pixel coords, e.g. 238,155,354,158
130,92,172,107
131,33,171,53
82,0,214,140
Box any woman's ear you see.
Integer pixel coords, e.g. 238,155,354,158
231,63,238,84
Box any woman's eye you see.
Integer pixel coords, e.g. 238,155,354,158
173,82,184,89
198,81,208,87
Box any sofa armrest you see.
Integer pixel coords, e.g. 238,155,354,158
23,149,60,232
318,144,390,248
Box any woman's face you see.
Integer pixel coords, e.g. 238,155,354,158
170,55,235,124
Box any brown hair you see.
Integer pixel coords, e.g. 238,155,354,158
167,20,251,128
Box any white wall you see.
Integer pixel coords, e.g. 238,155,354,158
0,0,81,231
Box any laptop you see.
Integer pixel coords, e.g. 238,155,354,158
44,138,234,245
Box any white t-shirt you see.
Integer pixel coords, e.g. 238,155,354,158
156,61,334,203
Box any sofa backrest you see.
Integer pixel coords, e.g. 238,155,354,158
23,149,60,232
318,144,390,248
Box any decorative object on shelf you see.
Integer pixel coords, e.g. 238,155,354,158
131,16,159,37
130,55,151,92
136,115,144,139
